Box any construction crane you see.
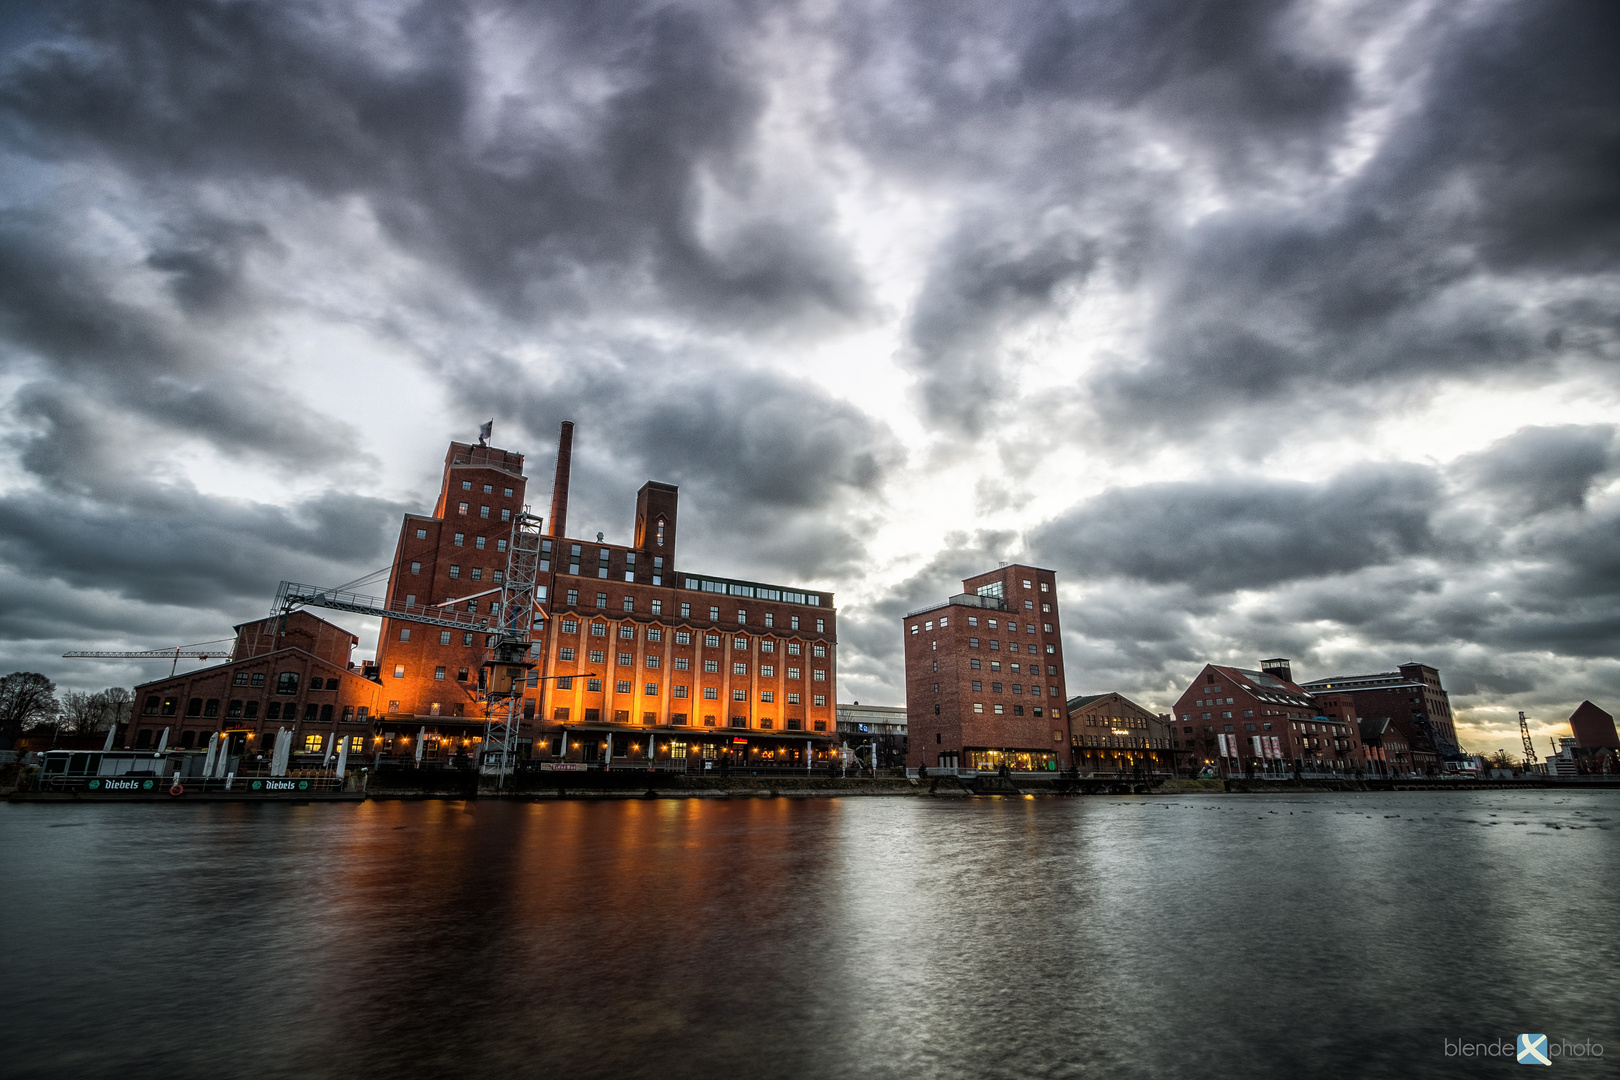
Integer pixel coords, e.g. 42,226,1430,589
1519,711,1537,770
478,510,546,789
63,642,233,677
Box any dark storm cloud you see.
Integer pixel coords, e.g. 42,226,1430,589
905,220,1099,434
0,213,352,469
1093,0,1620,431
0,0,866,323
1031,463,1445,593
1451,424,1617,516
0,482,405,611
440,351,903,581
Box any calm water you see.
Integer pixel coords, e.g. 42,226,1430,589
2,791,1616,1079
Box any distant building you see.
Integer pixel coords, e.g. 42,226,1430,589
1170,659,1370,777
1066,692,1173,776
903,564,1070,773
836,702,907,768
1568,701,1619,751
124,610,384,761
1298,663,1459,771
1356,717,1412,777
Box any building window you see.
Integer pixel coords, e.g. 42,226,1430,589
972,681,982,691
994,704,1005,714
680,603,691,618
790,616,800,631
562,619,579,634
675,632,691,645
788,643,801,656
434,667,445,680
501,509,510,521
710,606,720,621
591,623,607,636
674,686,688,698
448,566,460,579
276,672,299,695
816,620,825,633
616,680,632,694
646,656,660,669
618,653,633,666
566,589,579,606
587,679,603,692
596,593,607,608
813,695,827,707
470,567,483,581
703,687,719,700
394,665,405,679
439,631,452,645
560,648,576,662
737,609,747,623
623,596,635,611
454,533,465,546
480,505,490,518
813,670,826,681
813,645,826,657
589,650,605,664
705,634,720,647
732,689,747,701
733,663,748,675
788,667,800,679
458,502,468,515
416,528,428,539
761,665,774,677
973,703,984,713
674,658,689,670
457,668,470,681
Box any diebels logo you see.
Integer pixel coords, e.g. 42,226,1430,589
1444,1036,1602,1064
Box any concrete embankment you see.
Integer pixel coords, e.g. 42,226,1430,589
360,770,1620,800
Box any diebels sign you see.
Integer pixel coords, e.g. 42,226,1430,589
86,779,155,791
249,779,311,792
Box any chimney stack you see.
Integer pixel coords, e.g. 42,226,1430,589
549,420,574,538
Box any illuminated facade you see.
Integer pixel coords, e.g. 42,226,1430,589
123,610,384,759
1067,692,1174,776
902,564,1071,773
371,425,840,768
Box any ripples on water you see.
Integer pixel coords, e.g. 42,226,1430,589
2,791,1617,1080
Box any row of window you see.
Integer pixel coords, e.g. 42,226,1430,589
553,546,665,586
969,703,1045,716
963,638,1054,655
549,709,829,731
141,696,373,722
459,481,515,497
454,503,512,521
556,619,827,656
967,659,1054,674
913,615,1052,633
557,591,826,631
965,682,1061,696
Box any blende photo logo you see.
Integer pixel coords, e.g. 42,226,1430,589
1443,1036,1604,1063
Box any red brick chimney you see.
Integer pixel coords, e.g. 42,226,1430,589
548,420,574,538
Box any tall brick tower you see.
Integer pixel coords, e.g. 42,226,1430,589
373,439,529,731
903,564,1069,772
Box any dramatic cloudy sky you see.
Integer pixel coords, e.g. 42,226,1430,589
2,0,1617,752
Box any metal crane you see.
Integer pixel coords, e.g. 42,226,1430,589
1519,711,1537,770
63,643,232,677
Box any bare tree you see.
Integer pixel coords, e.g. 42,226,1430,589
0,672,59,749
58,687,135,737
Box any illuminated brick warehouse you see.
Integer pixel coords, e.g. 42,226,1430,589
902,564,1070,773
124,610,384,761
370,422,841,770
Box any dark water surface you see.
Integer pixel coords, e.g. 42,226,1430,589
2,791,1617,1079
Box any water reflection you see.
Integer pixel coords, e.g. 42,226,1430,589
2,791,1616,1079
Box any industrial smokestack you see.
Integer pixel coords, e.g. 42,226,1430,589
549,420,574,538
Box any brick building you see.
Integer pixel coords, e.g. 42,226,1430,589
1297,662,1459,772
1568,700,1619,751
1067,692,1174,776
1170,659,1369,777
371,424,840,770
124,610,384,761
903,564,1070,773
